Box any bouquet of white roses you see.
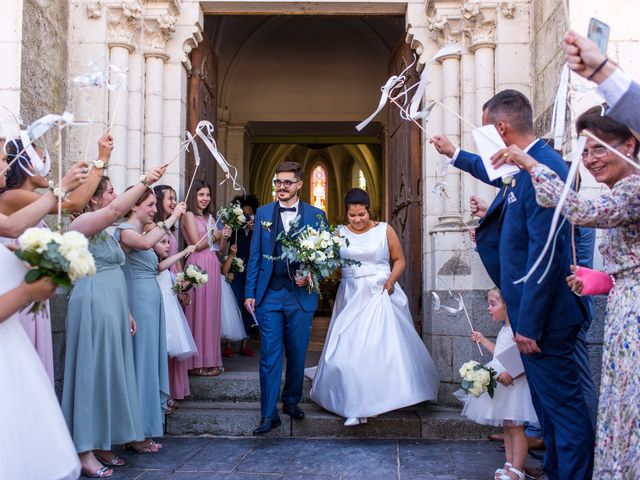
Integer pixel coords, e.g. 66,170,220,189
459,360,497,398
217,201,247,230
172,264,208,294
222,256,245,284
15,228,97,314
267,215,359,294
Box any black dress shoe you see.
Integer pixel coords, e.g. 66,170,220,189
283,404,305,419
252,417,282,435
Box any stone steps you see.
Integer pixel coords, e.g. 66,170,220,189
166,400,497,440
167,372,497,439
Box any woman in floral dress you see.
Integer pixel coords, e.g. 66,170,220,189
493,106,640,479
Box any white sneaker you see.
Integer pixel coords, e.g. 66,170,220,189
359,417,368,424
344,418,360,426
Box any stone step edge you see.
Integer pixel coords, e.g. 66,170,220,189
166,401,498,440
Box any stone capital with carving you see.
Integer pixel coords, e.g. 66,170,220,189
427,10,464,53
106,1,143,51
86,1,102,19
461,1,498,51
143,13,177,59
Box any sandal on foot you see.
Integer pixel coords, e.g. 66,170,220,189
147,439,163,450
499,466,525,480
94,453,125,466
124,442,156,454
168,399,180,409
496,462,513,477
82,466,113,478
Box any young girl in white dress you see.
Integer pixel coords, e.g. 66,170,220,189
220,244,248,344
460,288,538,480
153,235,198,389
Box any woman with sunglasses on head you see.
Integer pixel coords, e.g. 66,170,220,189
0,129,113,382
492,106,640,478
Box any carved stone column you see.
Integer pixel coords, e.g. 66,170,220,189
429,11,464,223
105,0,142,191
464,1,499,206
143,13,176,170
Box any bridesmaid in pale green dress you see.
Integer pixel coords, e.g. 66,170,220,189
115,188,186,448
62,166,167,478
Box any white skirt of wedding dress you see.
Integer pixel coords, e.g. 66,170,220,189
307,269,439,418
0,246,80,480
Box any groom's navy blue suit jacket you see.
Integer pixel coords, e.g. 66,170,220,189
456,140,587,340
245,200,327,313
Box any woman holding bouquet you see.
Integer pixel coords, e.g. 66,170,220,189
0,129,113,382
491,107,640,478
308,188,439,426
0,144,87,480
181,179,229,376
115,188,186,449
62,167,167,477
153,184,191,407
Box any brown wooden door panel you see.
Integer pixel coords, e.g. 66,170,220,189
186,35,218,198
387,40,423,327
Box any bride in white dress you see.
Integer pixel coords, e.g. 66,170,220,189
307,188,439,426
0,243,81,480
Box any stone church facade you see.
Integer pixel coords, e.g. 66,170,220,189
2,0,638,402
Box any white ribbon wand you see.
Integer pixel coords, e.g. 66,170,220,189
183,131,202,201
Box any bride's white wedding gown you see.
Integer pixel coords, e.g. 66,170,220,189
307,223,439,419
0,245,80,480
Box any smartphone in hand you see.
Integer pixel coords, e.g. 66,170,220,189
588,18,610,54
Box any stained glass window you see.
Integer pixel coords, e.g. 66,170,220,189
357,169,367,190
271,174,277,201
311,165,327,213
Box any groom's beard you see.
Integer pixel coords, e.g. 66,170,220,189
277,190,298,203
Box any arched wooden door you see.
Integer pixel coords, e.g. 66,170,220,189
186,35,218,198
387,40,423,328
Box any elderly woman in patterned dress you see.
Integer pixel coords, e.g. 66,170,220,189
492,106,640,479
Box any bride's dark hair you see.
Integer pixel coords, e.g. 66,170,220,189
344,188,370,212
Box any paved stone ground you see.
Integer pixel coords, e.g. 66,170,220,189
104,436,537,479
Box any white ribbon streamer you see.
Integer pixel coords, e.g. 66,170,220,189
514,135,587,285
550,64,570,150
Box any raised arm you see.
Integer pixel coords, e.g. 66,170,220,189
158,245,196,272
70,166,166,238
120,202,186,251
0,162,89,237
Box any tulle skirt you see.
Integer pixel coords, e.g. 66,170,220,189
458,359,539,427
220,275,247,341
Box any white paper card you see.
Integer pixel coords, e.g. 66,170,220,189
495,343,525,378
471,125,521,181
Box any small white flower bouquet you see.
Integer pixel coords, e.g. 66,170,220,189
229,256,244,274
15,228,97,314
217,201,247,230
459,360,497,398
266,215,359,294
172,264,208,294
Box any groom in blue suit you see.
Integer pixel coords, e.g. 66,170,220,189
245,161,327,434
431,91,595,480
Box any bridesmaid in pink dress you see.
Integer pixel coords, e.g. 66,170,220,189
0,130,113,383
154,185,191,405
181,179,229,376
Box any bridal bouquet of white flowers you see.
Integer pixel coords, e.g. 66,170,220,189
267,215,359,294
172,264,208,294
459,360,497,398
16,228,97,314
217,201,247,230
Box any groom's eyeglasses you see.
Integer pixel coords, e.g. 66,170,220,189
273,179,300,188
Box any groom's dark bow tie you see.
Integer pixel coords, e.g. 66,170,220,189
280,206,296,212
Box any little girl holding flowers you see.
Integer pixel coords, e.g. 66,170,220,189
460,288,538,480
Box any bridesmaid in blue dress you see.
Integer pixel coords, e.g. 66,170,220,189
115,186,186,446
62,166,166,477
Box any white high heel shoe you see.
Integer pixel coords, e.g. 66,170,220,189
343,417,368,426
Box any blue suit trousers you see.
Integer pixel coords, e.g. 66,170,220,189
258,287,313,419
523,324,595,480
